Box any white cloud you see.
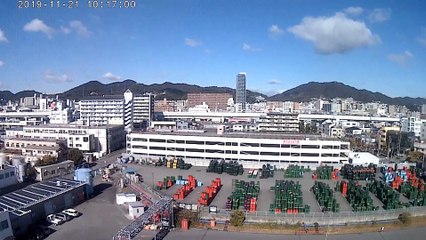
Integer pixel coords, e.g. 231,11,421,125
0,29,8,42
268,79,281,85
0,60,4,67
23,19,54,38
288,13,379,54
268,25,284,38
368,8,391,22
60,26,71,34
184,38,201,47
103,72,122,81
44,71,73,83
69,20,91,37
242,43,261,52
418,27,426,47
344,7,364,16
388,50,413,65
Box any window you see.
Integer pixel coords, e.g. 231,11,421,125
5,172,9,178
83,137,89,142
10,171,15,176
0,220,9,231
0,174,3,179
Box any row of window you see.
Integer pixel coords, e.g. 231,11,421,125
130,138,348,150
0,171,15,179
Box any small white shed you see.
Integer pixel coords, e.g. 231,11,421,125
116,193,137,205
129,202,145,219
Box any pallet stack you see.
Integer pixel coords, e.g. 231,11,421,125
340,164,376,181
284,165,305,178
206,160,243,176
226,180,260,212
173,175,197,200
165,158,192,170
367,179,402,210
155,176,175,190
312,181,340,212
198,178,222,206
339,180,375,211
398,177,426,206
259,164,274,179
312,166,338,180
269,180,309,214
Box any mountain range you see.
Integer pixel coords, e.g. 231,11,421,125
1,80,425,110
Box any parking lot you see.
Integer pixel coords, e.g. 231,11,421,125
45,179,131,240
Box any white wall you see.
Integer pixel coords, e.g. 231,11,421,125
0,211,13,240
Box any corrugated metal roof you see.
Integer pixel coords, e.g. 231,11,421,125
0,178,86,216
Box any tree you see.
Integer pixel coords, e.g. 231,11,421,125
35,155,57,166
230,210,245,227
68,148,84,165
407,150,424,162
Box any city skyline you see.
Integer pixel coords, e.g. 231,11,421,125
0,1,426,97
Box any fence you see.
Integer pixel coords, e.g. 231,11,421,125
200,206,426,225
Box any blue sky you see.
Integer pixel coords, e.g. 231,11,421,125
0,0,425,97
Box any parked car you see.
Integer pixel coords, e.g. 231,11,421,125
55,213,71,222
46,214,64,226
62,208,81,217
27,225,52,240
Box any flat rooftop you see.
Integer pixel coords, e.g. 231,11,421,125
137,129,341,141
0,178,85,216
23,123,123,130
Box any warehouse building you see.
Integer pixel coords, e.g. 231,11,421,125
0,178,87,238
126,131,350,168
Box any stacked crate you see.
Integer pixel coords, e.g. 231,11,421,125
341,164,376,181
284,165,305,178
166,158,192,170
198,178,222,206
206,160,243,176
312,181,340,212
399,179,426,206
155,176,175,190
173,175,197,200
312,166,338,180
367,179,402,210
226,180,260,212
269,180,309,214
339,180,375,211
259,164,274,179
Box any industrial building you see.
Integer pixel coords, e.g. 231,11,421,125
0,178,87,238
34,160,74,181
5,124,124,158
126,131,350,168
0,165,18,189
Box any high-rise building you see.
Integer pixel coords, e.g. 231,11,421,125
235,72,247,112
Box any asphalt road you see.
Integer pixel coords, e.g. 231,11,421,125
165,226,426,240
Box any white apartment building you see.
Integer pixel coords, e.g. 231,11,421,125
79,90,154,130
79,95,125,126
6,124,124,157
258,112,299,133
126,131,350,168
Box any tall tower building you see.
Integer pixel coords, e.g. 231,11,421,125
235,72,247,112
